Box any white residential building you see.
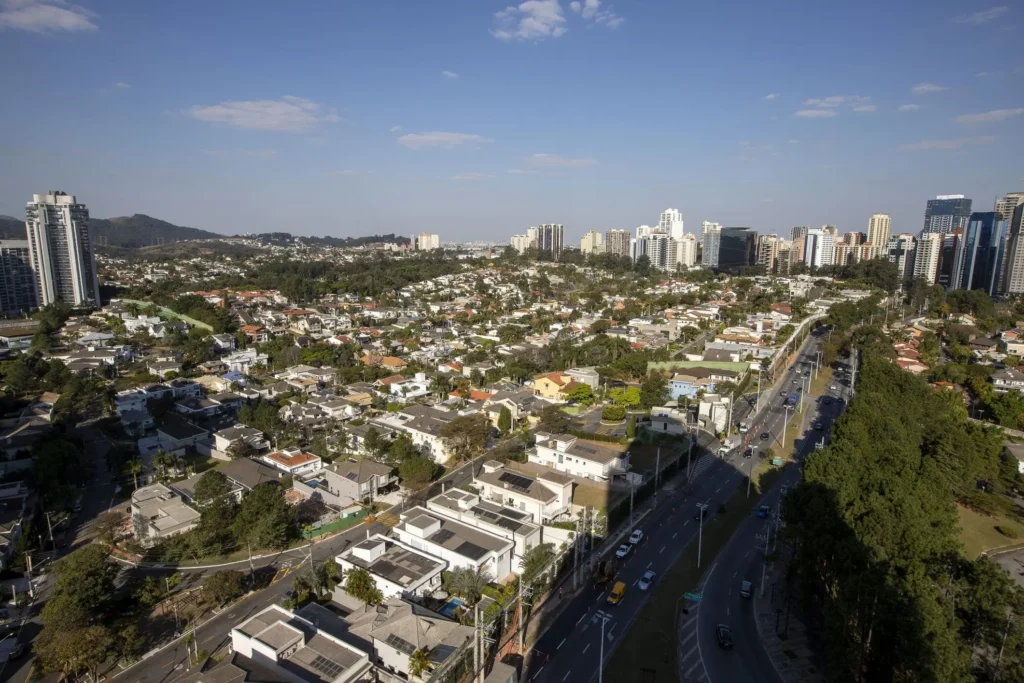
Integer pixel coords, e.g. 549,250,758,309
413,233,440,250
702,221,722,267
660,208,685,240
510,234,532,254
529,432,630,482
580,230,604,255
471,460,572,524
671,234,698,268
25,191,101,307
886,233,916,280
223,347,269,374
803,228,835,268
260,448,323,477
392,506,514,580
335,535,445,601
867,213,891,248
131,483,201,546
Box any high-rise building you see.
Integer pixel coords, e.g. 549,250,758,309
756,234,781,273
636,225,657,239
885,234,916,281
580,230,604,255
0,240,38,314
412,233,440,250
25,191,100,307
803,228,835,268
510,234,532,254
995,192,1024,223
867,214,891,247
536,224,564,257
952,212,1007,295
701,222,722,267
937,231,961,288
718,227,757,273
659,208,685,240
670,234,698,269
604,229,631,258
1000,205,1024,295
923,195,973,235
822,224,838,238
834,232,864,266
776,239,794,275
791,226,809,241
526,226,539,249
913,232,943,284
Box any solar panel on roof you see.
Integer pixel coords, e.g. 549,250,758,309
385,633,417,655
497,518,523,532
498,472,533,492
310,655,346,678
345,472,359,481
576,445,598,454
429,528,456,544
428,644,457,663
455,541,488,560
502,508,530,520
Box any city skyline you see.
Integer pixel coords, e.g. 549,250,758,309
1,0,1022,239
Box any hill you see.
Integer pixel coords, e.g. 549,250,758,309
0,213,223,248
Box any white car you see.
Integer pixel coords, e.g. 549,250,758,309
629,530,643,544
615,544,632,559
638,570,656,591
829,384,837,390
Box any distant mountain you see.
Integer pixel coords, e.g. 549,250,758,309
0,213,223,248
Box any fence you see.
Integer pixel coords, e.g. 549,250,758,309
301,509,369,540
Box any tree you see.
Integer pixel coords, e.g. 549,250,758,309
313,558,340,595
35,624,113,682
126,457,143,490
566,383,594,405
639,372,668,410
94,511,125,545
438,413,491,463
343,566,383,605
429,373,451,400
497,406,513,433
443,566,490,605
538,404,571,433
233,483,295,549
590,319,611,334
626,415,637,438
409,648,432,679
204,570,247,605
521,543,554,583
399,457,436,487
609,386,641,407
194,470,232,504
227,439,255,461
602,404,626,422
363,427,388,458
387,433,419,465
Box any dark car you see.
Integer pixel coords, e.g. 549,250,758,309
716,624,734,649
759,432,769,440
743,447,754,458
8,643,25,659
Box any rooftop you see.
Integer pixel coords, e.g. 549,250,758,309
397,506,512,562
342,537,443,588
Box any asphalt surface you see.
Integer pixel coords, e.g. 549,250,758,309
691,340,853,683
528,331,830,683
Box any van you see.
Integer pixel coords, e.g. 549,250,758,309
740,580,752,598
607,581,626,605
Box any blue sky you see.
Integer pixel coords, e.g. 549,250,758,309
0,0,1022,242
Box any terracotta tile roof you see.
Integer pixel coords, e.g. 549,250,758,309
266,450,320,468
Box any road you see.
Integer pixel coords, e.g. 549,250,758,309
689,337,852,683
528,327,827,683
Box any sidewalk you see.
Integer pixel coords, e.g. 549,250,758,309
754,557,822,683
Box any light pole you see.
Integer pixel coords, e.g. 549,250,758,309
778,405,793,448
597,610,612,683
746,452,754,497
696,503,709,568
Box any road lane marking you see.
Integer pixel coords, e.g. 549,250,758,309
672,533,677,538
715,487,721,493
659,546,665,554
564,671,572,681
557,638,565,650
582,643,590,654
633,580,638,587
647,562,652,568
727,608,730,616
536,666,545,678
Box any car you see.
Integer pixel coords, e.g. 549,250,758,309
740,580,752,598
757,505,771,518
830,384,837,390
792,379,798,385
759,432,770,440
716,624,734,649
814,422,824,430
615,544,632,559
629,530,643,544
607,581,626,604
638,570,656,591
743,446,754,458
8,644,25,660
796,385,802,392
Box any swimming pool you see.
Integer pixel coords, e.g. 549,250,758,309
438,596,465,618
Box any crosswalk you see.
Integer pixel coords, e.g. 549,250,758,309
689,454,715,481
677,607,708,682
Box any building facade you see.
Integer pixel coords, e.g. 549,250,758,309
756,234,780,273
412,233,440,250
913,232,943,284
604,229,630,257
0,240,37,314
803,228,835,268
510,234,531,254
671,234,698,269
886,234,916,281
717,227,757,273
25,191,101,307
536,224,564,257
923,195,973,235
953,212,1007,295
1000,205,1024,294
659,208,684,240
867,213,891,248
701,221,722,267
580,230,604,255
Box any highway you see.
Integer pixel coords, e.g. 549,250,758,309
687,337,852,683
529,329,828,683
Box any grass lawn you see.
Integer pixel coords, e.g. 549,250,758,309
572,484,625,511
809,367,834,397
604,485,768,682
958,504,1024,559
182,453,220,475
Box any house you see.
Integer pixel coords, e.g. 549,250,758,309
211,333,236,351
392,506,514,581
260,448,323,478
361,354,408,371
131,483,201,546
649,403,689,435
471,460,572,524
531,372,580,400
427,487,543,566
156,415,209,452
293,458,396,508
482,390,541,429
229,605,372,683
1003,339,1024,357
334,535,444,601
223,347,269,374
669,367,741,400
970,337,999,353
991,367,1024,393
697,393,731,433
147,360,182,379
173,396,222,419
529,433,630,483
372,405,456,463
212,424,270,457
239,324,269,344
563,367,600,389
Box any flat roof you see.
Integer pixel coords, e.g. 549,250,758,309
344,538,443,587
398,506,512,561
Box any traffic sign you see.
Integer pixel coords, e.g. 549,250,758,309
684,592,703,602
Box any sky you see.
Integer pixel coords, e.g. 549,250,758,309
0,0,1022,243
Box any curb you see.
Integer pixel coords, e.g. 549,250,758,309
753,565,789,683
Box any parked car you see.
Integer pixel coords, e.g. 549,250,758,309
638,570,656,591
8,644,25,660
740,580,752,598
814,422,824,430
716,624,734,649
757,505,771,518
759,432,770,440
615,544,632,559
830,384,837,390
629,530,643,544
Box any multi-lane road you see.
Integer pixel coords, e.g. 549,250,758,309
528,329,836,683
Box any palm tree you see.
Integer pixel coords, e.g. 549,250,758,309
409,649,432,679
429,374,451,400
442,566,490,605
126,458,143,490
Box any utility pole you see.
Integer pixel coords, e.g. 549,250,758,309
517,576,524,652
760,523,772,596
686,430,694,481
573,513,581,591
45,512,54,544
25,554,34,598
473,603,480,683
755,371,761,412
696,503,708,568
653,448,660,503
597,610,612,683
778,405,793,448
628,478,635,531
746,454,753,497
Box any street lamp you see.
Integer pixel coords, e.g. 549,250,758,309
597,610,612,683
778,405,794,448
696,503,709,568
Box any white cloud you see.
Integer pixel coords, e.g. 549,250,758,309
912,82,948,94
763,93,780,101
802,95,870,108
853,104,877,112
397,131,495,149
528,152,598,167
114,81,130,89
786,139,800,144
451,172,493,181
976,71,995,77
795,109,837,118
900,136,995,151
898,104,920,112
186,96,339,132
956,108,1024,125
389,125,403,132
441,70,460,80
955,6,1009,24
493,0,567,40
507,168,542,175
569,0,623,28
327,170,376,177
0,0,96,32
201,149,277,160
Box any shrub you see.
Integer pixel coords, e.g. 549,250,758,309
602,404,626,421
995,525,1019,539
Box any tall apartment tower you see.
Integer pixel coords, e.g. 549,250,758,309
604,229,631,258
536,224,564,257
1000,205,1024,294
803,228,835,268
756,234,781,273
659,208,685,240
885,234,916,281
412,233,440,250
867,214,891,248
580,230,604,255
995,192,1024,223
25,191,100,307
923,195,973,235
0,240,38,314
701,222,722,267
952,212,1007,295
510,234,531,254
913,232,943,284
671,234,698,269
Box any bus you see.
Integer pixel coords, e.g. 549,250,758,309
786,393,800,407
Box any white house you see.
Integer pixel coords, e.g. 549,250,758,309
471,461,572,524
335,535,444,601
223,347,269,374
131,483,201,546
391,506,514,581
371,405,455,463
260,448,323,478
529,433,630,482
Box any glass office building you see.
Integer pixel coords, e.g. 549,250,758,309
717,228,757,273
952,212,1007,295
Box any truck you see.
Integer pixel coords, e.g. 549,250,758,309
593,558,619,587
